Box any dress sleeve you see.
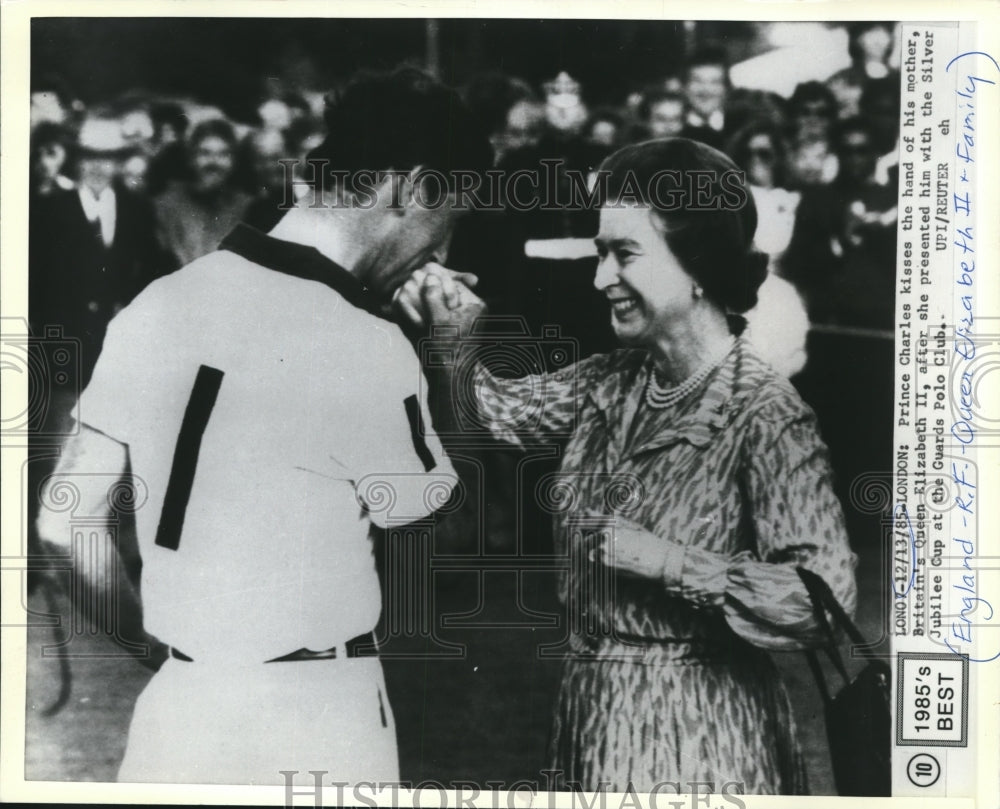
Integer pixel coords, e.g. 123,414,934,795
663,393,859,651
471,358,590,449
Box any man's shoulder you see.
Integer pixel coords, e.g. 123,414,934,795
114,250,244,318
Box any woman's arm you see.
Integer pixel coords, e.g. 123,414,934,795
402,265,585,449
599,394,858,651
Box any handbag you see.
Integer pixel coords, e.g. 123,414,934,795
797,566,891,797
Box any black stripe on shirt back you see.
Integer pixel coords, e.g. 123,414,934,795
403,394,436,473
155,364,225,551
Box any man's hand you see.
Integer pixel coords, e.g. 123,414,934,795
393,263,484,330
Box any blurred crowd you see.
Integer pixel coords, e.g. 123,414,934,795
29,22,901,386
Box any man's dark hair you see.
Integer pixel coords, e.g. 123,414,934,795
638,87,687,121
151,102,189,138
788,81,837,118
306,66,494,195
463,71,539,137
684,44,731,77
188,118,239,150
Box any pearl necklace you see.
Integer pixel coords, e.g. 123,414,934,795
644,337,736,410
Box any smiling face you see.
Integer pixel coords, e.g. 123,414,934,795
648,98,685,138
78,154,118,196
593,203,695,348
191,135,235,193
685,64,728,120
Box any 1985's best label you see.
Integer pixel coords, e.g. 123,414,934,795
896,652,969,746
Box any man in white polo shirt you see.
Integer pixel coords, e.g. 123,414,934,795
35,67,493,785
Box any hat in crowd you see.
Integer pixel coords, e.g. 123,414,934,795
76,116,135,156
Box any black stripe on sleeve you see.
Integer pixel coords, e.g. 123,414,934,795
155,365,225,551
403,394,436,473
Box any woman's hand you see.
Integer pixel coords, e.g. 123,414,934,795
393,263,484,330
592,515,674,581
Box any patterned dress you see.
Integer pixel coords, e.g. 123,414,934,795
473,336,858,794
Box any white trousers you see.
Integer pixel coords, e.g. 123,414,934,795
117,655,399,785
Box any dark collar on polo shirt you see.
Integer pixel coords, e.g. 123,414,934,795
219,223,390,320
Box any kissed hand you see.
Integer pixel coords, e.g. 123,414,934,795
393,263,486,331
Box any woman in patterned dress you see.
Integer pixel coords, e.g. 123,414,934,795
403,138,858,794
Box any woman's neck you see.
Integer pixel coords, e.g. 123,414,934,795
649,306,733,384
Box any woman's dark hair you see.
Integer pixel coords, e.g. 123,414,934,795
307,66,494,195
725,120,790,189
598,138,768,314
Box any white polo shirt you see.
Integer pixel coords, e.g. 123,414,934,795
79,224,456,663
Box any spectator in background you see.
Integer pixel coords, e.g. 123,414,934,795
30,122,76,197
151,101,188,147
121,152,151,195
153,118,252,268
241,126,291,231
785,82,839,189
146,102,190,195
543,71,588,138
503,93,547,157
241,126,287,198
242,116,328,231
827,22,897,119
30,116,164,382
257,90,311,133
725,87,787,136
783,117,896,329
120,106,155,150
283,116,327,200
584,108,626,150
30,74,79,130
726,122,799,266
121,152,149,195
464,72,546,165
640,87,687,138
680,45,731,150
727,123,809,376
285,116,327,175
860,76,902,187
